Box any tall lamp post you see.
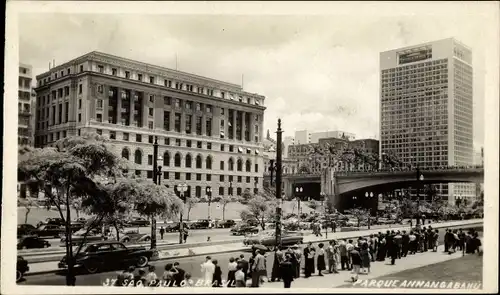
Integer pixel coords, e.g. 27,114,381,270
295,186,303,227
275,119,283,250
365,192,374,229
151,137,164,249
176,183,188,244
206,187,212,221
320,191,327,238
416,167,424,225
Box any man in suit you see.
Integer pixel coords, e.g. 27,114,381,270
238,254,249,282
280,253,295,288
251,249,266,287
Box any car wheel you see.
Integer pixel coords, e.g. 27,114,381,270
84,260,101,274
144,237,151,242
122,238,130,243
136,256,149,267
16,270,23,282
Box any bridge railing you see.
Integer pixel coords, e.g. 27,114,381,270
263,165,483,178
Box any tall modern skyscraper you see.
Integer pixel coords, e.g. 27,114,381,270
380,38,475,202
19,63,35,146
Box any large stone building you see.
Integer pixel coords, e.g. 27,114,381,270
19,63,35,146
33,51,266,199
380,38,475,203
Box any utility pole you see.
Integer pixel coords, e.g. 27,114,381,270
151,137,158,249
275,119,283,249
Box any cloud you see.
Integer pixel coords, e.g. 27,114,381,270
19,9,490,150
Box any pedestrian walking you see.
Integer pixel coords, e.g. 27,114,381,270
346,239,354,270
394,231,403,259
444,229,451,253
159,226,165,240
432,229,439,252
238,254,249,281
212,259,222,287
339,240,349,270
401,230,409,257
408,231,417,254
251,249,267,287
200,256,215,287
271,247,284,282
317,243,326,276
360,242,371,274
327,241,339,273
234,264,246,287
227,257,238,287
303,242,316,278
281,253,295,288
293,245,302,278
183,227,189,244
350,246,362,282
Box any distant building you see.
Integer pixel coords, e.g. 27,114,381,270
311,130,355,143
19,63,35,146
473,147,484,166
283,136,294,157
294,130,311,144
380,38,475,203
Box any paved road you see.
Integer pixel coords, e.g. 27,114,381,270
19,224,481,286
23,228,239,251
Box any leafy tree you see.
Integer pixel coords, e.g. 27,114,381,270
18,133,125,286
18,197,37,224
243,196,277,230
240,188,253,204
219,195,237,220
184,196,200,220
399,198,417,218
349,208,369,227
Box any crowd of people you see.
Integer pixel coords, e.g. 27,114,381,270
111,226,482,288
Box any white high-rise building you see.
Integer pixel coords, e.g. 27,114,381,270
294,130,311,144
380,38,475,203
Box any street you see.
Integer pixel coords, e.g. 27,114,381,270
19,224,481,286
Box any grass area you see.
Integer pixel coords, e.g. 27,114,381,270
341,254,483,288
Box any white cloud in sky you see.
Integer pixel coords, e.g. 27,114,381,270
18,4,495,151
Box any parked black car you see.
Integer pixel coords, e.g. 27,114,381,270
125,217,150,227
217,219,236,228
17,256,29,282
17,236,51,249
163,222,189,232
17,224,37,237
33,224,65,238
37,218,65,228
58,241,156,274
230,224,259,236
191,219,211,229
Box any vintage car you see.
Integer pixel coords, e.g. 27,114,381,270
33,224,65,238
17,256,29,282
60,228,104,246
190,219,211,229
119,229,151,243
216,219,236,229
58,241,156,274
17,224,37,237
230,224,259,236
37,218,65,228
125,217,150,227
17,236,51,249
243,230,304,250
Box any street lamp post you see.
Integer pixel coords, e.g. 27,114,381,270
295,186,303,227
416,167,424,225
206,187,212,221
177,183,188,244
320,191,327,238
365,192,374,229
275,119,284,250
150,137,163,249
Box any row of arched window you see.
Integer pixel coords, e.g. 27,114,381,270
121,148,255,172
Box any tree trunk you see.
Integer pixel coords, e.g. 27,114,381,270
114,222,120,241
187,208,191,220
65,182,76,286
75,209,80,219
222,205,226,221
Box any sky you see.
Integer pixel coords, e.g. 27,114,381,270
17,2,497,151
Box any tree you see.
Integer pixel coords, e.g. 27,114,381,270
219,195,237,220
184,196,200,220
18,197,37,224
349,208,369,227
18,133,125,286
398,198,417,219
243,196,277,230
240,188,253,204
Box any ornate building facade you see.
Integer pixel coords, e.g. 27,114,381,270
33,51,266,198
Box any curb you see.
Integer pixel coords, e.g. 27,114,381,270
23,221,483,277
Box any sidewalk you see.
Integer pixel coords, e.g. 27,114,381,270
263,244,470,288
24,219,482,276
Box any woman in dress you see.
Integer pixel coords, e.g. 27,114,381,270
316,243,326,276
360,242,371,274
227,257,238,287
212,259,223,287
